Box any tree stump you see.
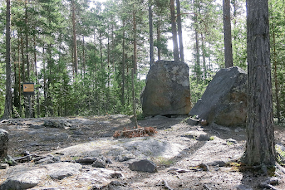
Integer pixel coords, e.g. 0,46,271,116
0,129,8,159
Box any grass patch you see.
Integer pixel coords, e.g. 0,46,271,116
152,157,174,166
276,145,285,164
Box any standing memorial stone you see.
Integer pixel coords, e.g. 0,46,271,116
0,129,8,159
189,67,247,126
141,60,191,116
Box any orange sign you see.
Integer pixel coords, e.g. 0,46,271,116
23,83,34,95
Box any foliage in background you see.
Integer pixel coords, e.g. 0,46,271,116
0,0,284,122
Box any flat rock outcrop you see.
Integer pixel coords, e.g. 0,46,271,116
189,66,247,127
141,60,191,116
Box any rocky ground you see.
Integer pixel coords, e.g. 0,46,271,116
0,115,285,190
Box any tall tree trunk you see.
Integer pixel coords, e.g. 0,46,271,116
3,0,12,119
272,30,281,123
223,0,233,68
133,7,137,74
157,20,161,60
72,0,78,75
24,1,31,118
18,36,22,117
82,36,86,76
34,35,40,118
194,29,200,82
121,20,126,107
25,0,30,81
46,44,54,116
149,0,154,66
99,30,103,69
14,38,20,115
201,33,207,80
176,0,184,62
193,0,201,82
112,23,115,70
131,69,138,128
42,46,47,116
21,32,25,83
107,26,110,111
244,0,276,166
170,0,179,61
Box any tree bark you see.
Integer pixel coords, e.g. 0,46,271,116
223,0,233,68
133,6,137,74
193,0,201,82
72,0,78,75
82,36,86,76
149,0,154,66
121,20,126,107
244,0,276,166
170,0,179,61
34,35,40,118
3,0,12,119
176,0,184,62
201,33,207,80
25,0,30,80
18,36,22,117
131,69,138,128
272,30,281,123
157,20,161,60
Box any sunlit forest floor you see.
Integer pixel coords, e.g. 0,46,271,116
0,115,285,189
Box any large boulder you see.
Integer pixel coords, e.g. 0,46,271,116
0,129,8,159
189,66,247,127
141,60,191,116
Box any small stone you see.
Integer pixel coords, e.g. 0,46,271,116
110,172,123,179
129,159,157,173
5,155,17,166
0,163,8,169
109,181,124,186
208,160,226,167
29,124,43,129
75,157,97,165
266,177,279,185
200,119,208,126
226,138,237,144
198,163,209,171
234,127,244,133
116,155,133,162
92,157,106,168
235,184,253,190
186,118,199,126
198,134,210,141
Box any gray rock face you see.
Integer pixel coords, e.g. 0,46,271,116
189,67,247,127
128,159,157,173
0,129,8,159
45,162,82,180
43,120,72,129
141,60,191,116
0,167,46,190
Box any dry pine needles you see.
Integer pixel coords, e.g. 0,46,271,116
113,126,157,138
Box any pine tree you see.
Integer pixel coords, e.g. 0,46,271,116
3,0,12,119
223,0,233,68
244,0,276,166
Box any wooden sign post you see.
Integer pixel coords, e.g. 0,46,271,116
23,83,34,118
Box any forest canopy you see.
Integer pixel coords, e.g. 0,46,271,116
0,0,284,123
